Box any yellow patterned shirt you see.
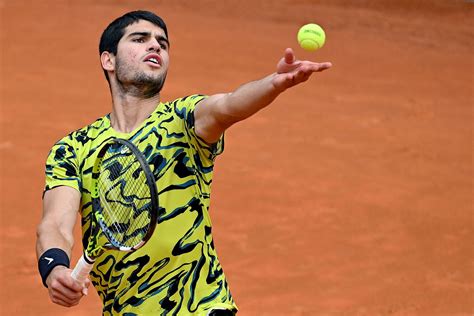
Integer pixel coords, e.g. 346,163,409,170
44,95,237,315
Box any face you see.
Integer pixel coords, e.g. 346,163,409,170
104,20,170,97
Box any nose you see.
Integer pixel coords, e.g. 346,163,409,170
147,38,161,52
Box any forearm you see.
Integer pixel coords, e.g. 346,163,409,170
36,219,75,258
36,187,87,303
214,73,281,127
195,48,332,143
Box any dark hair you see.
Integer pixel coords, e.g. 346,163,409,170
99,10,169,82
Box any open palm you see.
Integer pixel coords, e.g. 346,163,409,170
272,48,332,92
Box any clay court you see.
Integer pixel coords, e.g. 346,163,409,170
0,0,472,315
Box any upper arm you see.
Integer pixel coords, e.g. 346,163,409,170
42,186,81,226
193,74,281,144
37,186,81,256
194,93,232,144
38,134,83,257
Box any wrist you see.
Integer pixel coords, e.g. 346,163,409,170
38,248,70,288
270,72,289,94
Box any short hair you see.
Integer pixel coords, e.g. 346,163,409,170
99,10,169,82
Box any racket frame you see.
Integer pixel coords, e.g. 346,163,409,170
71,138,158,283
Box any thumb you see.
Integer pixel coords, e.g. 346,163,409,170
82,278,91,296
277,48,300,74
284,48,295,64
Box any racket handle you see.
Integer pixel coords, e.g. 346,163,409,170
71,254,93,284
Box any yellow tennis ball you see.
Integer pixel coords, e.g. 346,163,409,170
297,23,326,51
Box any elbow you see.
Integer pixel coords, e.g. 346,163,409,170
36,221,54,241
36,219,75,253
36,221,48,242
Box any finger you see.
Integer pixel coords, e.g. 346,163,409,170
49,287,81,307
50,289,82,305
82,284,89,296
48,266,84,292
60,274,84,292
284,48,295,64
316,62,332,71
84,278,91,288
307,62,332,72
50,296,76,307
74,278,91,296
51,291,81,306
61,284,83,299
51,279,83,300
54,297,80,307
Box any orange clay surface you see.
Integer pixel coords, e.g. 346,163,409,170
0,1,472,315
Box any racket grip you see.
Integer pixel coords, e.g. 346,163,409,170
71,254,93,284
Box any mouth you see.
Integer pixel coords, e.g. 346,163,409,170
144,54,162,67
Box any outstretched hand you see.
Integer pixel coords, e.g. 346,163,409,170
272,48,332,92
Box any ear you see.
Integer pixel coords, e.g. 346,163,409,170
101,51,115,72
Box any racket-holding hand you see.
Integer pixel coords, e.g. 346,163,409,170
46,266,90,307
272,48,332,92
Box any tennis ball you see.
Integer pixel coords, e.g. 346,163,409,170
297,23,326,51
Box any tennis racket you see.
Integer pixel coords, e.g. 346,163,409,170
71,138,158,284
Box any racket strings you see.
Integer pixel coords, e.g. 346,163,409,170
98,145,154,248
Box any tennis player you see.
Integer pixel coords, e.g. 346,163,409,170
36,10,331,315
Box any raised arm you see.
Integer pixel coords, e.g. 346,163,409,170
194,48,332,143
36,186,88,307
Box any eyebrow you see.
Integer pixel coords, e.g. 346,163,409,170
127,31,169,46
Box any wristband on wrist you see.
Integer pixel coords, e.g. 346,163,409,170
38,248,70,288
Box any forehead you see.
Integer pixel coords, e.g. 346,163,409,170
123,20,167,38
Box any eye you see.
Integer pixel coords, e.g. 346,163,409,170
159,42,168,50
133,38,145,43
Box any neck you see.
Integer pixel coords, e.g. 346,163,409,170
109,89,160,134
